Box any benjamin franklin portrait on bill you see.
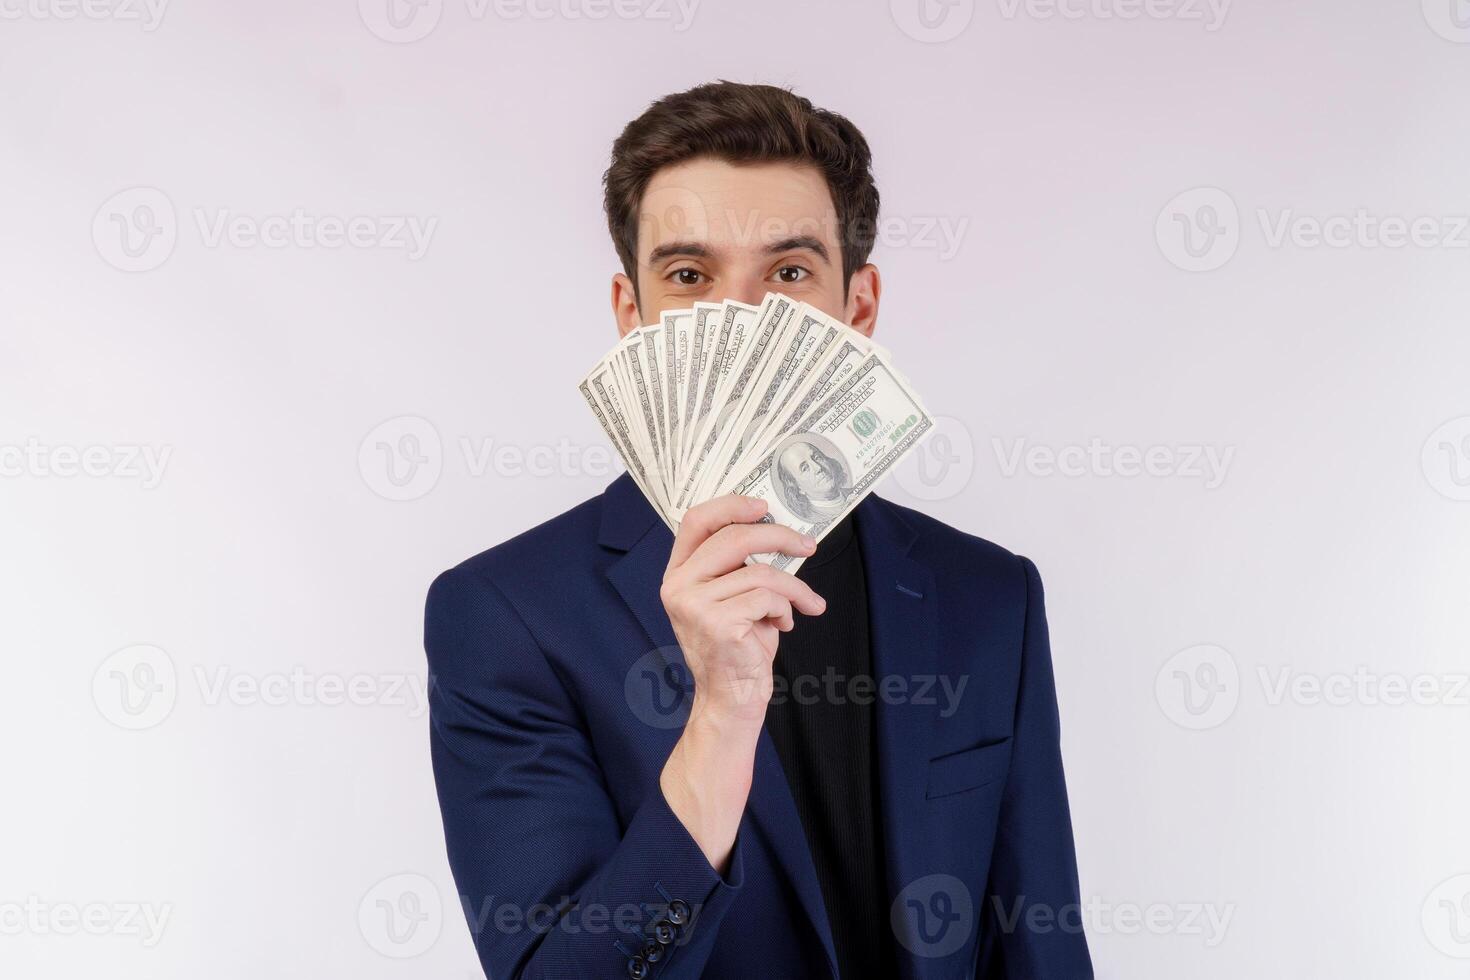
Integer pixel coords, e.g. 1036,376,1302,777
771,432,854,524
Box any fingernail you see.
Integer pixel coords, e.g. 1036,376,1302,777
802,535,817,550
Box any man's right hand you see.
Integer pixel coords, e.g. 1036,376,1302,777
661,494,827,723
656,494,826,873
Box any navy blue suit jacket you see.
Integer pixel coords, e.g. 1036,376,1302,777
425,474,1092,979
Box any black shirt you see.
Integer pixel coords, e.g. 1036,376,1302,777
764,513,899,978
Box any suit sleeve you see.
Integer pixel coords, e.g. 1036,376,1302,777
424,566,745,980
978,556,1093,979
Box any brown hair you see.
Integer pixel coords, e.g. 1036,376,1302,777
603,81,880,297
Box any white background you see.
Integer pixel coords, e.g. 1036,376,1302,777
3,0,1469,976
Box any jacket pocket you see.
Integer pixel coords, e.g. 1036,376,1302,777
926,737,1012,800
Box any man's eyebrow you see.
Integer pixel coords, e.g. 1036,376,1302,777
765,235,830,263
646,241,712,265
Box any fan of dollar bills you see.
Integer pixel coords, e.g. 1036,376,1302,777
578,293,933,573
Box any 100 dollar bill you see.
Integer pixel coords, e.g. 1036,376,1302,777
726,353,933,573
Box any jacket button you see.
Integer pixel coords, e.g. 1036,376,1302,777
626,956,649,979
642,938,664,962
651,919,675,945
667,900,690,926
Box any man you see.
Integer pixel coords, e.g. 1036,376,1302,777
425,81,1092,979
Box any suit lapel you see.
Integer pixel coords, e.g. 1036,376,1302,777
604,520,677,653
855,494,939,980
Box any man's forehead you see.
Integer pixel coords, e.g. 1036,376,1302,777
637,159,838,257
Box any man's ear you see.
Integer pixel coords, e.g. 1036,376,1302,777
611,272,643,337
843,264,881,338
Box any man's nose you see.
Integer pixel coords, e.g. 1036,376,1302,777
722,276,769,309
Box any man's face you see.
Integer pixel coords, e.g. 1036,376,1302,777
780,442,838,497
612,156,879,336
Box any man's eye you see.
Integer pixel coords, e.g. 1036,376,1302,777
669,268,704,286
775,266,809,284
